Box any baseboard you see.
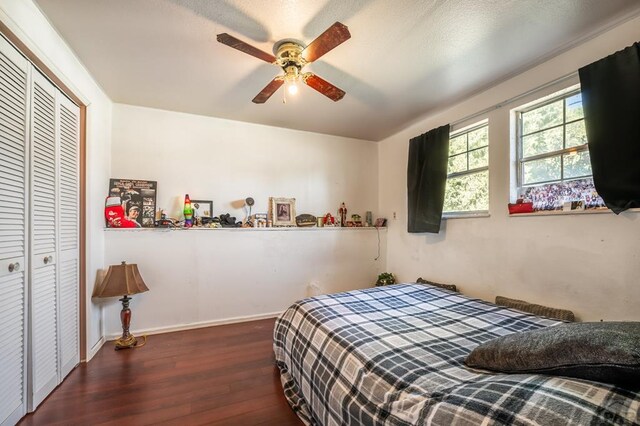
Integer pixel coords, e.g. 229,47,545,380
106,311,284,341
86,336,106,361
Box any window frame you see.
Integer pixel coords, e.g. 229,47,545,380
443,120,490,216
516,88,590,189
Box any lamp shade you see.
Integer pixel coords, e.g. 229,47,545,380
93,261,149,298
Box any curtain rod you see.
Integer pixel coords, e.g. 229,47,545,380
450,71,579,129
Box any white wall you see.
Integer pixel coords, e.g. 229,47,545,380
105,104,381,336
0,0,112,357
104,228,385,336
111,104,378,220
379,15,640,321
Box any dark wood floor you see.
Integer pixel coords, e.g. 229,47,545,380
19,318,303,425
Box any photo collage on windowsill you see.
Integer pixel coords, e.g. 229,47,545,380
520,178,605,212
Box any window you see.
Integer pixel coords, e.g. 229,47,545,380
516,88,605,210
443,122,489,213
518,89,591,185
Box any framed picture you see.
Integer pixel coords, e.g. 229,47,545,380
192,200,213,218
109,178,157,227
270,197,296,227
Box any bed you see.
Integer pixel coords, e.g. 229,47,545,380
273,284,640,425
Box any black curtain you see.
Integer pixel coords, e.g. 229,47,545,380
578,42,640,214
407,124,450,233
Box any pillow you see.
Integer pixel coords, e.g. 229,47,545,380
465,322,640,389
496,295,575,322
416,277,457,292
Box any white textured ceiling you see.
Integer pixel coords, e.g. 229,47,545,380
35,0,640,141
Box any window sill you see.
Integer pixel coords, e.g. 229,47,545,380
508,207,640,217
443,211,490,220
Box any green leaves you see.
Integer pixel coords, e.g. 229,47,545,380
519,91,591,186
444,170,489,212
444,124,489,213
376,272,396,286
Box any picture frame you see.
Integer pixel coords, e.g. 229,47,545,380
192,200,213,218
374,218,387,227
109,178,157,227
270,197,296,227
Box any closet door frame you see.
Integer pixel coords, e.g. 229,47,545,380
0,23,88,363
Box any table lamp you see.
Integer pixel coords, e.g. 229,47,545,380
93,261,149,350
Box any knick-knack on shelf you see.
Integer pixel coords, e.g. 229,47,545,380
183,194,193,227
339,202,347,227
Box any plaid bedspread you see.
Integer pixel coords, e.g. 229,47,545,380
273,284,640,425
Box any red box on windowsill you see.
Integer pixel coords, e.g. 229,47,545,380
508,201,534,214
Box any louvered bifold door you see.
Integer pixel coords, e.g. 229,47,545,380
0,36,29,426
56,93,80,379
29,70,58,410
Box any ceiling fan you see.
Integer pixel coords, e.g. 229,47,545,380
217,22,351,104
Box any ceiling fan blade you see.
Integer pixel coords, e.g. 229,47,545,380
301,22,351,63
303,74,345,102
252,78,284,103
217,33,276,63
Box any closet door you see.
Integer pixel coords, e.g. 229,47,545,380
0,36,29,426
29,70,59,410
57,94,80,379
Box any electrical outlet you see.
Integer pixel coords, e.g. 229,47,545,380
393,212,397,219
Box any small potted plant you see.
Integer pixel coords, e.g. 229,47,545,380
376,272,396,286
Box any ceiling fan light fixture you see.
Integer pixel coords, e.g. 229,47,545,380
217,22,350,103
287,81,298,95
284,65,300,96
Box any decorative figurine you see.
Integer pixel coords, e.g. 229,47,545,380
339,202,347,227
323,213,335,226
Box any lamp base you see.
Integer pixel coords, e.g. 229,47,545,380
114,295,147,350
114,334,139,350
